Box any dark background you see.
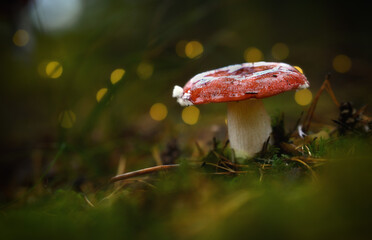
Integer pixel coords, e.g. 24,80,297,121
0,0,371,200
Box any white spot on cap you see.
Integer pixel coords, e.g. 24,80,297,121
172,85,193,106
298,81,310,89
172,85,184,98
177,98,193,106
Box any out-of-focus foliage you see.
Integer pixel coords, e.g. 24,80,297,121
1,137,371,239
0,0,371,238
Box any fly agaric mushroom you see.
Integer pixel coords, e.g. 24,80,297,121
173,62,309,157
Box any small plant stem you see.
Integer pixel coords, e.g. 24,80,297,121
303,75,340,132
206,171,249,175
288,158,318,181
204,162,235,173
195,141,205,157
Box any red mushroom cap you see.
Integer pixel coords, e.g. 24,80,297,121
173,62,309,106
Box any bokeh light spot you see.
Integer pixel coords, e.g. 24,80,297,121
45,61,63,78
13,29,29,47
30,0,82,32
137,62,154,79
244,47,263,62
182,106,200,125
149,103,168,121
110,68,125,84
96,88,108,102
294,66,304,74
58,110,76,128
271,43,289,60
176,40,188,58
295,89,313,106
333,54,352,73
185,41,204,59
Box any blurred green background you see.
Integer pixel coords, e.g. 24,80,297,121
1,0,371,201
1,1,372,239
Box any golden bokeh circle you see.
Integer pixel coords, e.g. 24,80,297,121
96,88,108,102
332,54,351,73
244,47,263,62
185,41,204,59
13,29,29,47
150,103,168,121
271,43,289,60
45,61,63,79
295,89,313,106
182,106,200,125
110,68,125,84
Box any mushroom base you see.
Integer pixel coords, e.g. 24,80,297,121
227,99,272,158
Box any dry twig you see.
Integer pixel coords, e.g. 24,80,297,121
303,74,340,132
110,164,180,183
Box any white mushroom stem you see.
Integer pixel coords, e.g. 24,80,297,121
227,99,272,157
